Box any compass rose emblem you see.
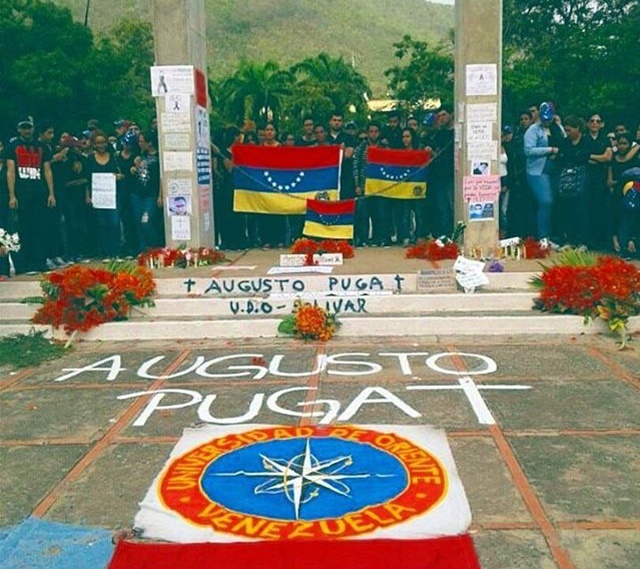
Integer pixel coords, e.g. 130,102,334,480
207,438,396,520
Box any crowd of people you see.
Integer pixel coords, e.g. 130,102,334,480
1,103,639,277
503,103,640,256
211,108,455,251
0,117,163,276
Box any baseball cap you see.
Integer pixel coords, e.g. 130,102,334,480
345,121,357,130
17,117,34,129
502,125,514,135
113,119,130,128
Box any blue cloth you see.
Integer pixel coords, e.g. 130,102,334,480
0,517,113,569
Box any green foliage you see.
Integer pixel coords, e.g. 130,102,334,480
384,35,454,110
0,0,154,139
503,0,639,123
0,329,69,369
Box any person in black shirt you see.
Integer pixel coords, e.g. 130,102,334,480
583,113,613,249
6,117,56,274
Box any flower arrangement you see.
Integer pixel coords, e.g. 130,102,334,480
290,238,354,259
406,222,465,261
522,237,550,259
531,250,640,348
406,239,459,261
0,228,20,256
137,246,226,269
278,300,341,341
32,261,156,335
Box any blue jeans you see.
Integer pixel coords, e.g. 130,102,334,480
94,208,121,258
527,173,553,239
130,194,158,253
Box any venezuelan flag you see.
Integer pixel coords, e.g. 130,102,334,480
364,147,431,199
233,145,341,214
303,198,355,240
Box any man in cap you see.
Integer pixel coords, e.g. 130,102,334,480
6,117,56,274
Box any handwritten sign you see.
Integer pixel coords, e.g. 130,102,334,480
463,175,501,202
91,173,116,210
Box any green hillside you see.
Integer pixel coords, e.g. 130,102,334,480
54,0,453,95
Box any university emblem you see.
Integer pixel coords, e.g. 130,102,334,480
137,424,471,543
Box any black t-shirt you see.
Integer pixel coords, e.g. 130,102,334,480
584,132,610,183
132,152,160,198
559,135,591,169
6,137,51,190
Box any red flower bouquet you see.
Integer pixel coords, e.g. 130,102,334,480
522,237,550,260
33,263,156,334
532,252,640,347
291,239,354,259
406,239,459,261
278,300,340,341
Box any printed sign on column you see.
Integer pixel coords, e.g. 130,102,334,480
195,105,212,186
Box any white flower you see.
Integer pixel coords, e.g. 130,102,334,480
0,228,20,253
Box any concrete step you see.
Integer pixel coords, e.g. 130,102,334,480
0,271,537,301
35,313,631,342
0,291,536,323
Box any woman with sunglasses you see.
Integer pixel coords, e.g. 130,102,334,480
583,114,613,250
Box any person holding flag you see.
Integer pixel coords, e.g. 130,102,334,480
353,121,386,247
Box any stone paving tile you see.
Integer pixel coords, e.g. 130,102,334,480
450,437,532,524
606,348,640,378
509,436,640,522
0,388,126,441
453,344,612,380
485,379,640,430
473,530,558,569
45,443,173,530
558,530,640,569
0,445,89,525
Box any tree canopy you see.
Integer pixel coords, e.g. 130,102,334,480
2,0,638,139
0,0,154,140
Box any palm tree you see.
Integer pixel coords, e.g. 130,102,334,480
216,60,292,125
291,52,371,114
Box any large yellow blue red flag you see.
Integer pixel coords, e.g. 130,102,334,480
303,198,355,240
364,147,431,199
233,145,341,214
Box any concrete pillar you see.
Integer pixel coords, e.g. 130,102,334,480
454,0,503,256
151,0,214,249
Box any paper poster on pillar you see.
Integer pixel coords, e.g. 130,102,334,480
195,105,212,186
150,65,195,97
167,178,193,197
165,93,190,114
134,424,472,544
160,112,192,134
171,215,192,241
463,175,501,202
465,64,497,97
199,184,213,232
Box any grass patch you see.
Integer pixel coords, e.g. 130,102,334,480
0,329,70,369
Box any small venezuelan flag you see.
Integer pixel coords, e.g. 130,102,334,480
233,145,341,215
364,147,431,199
303,198,355,240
